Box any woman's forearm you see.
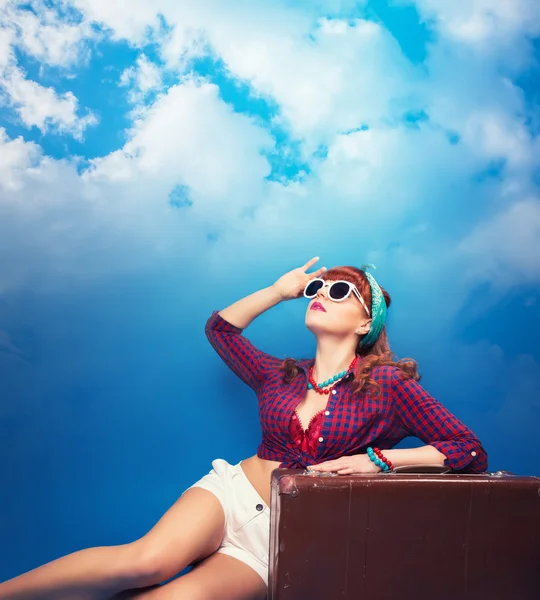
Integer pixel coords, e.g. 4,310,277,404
219,285,283,329
218,258,324,329
382,445,447,468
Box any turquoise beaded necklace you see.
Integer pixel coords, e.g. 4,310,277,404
307,368,349,390
307,356,358,394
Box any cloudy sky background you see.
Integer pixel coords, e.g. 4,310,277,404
1,0,539,579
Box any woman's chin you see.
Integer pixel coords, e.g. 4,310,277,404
306,313,353,338
305,311,332,333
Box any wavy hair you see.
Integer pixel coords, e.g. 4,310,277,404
280,266,419,395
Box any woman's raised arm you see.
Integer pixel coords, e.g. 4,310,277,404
205,257,326,393
219,256,326,329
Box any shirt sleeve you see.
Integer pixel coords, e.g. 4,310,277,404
392,369,488,473
205,311,281,394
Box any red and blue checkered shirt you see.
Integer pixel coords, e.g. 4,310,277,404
206,311,488,473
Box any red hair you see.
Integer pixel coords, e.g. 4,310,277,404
280,266,419,394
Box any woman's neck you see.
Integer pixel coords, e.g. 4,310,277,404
312,335,357,382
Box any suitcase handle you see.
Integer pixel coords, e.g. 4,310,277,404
388,464,452,474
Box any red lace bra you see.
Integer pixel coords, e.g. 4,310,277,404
289,410,325,457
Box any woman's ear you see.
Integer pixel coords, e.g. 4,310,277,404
355,319,372,336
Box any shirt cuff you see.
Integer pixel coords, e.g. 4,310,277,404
430,440,488,473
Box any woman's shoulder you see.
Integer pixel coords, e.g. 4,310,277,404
368,363,400,381
259,356,314,391
368,362,419,388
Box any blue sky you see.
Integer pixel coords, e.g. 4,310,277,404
1,0,540,580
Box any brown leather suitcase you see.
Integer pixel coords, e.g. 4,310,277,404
269,467,540,600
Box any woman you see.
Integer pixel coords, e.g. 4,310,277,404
0,257,487,600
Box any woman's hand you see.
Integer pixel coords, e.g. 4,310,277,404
308,454,382,475
272,257,327,301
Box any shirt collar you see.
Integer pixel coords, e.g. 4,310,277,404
296,355,361,381
297,358,314,375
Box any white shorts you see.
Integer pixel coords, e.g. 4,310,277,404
187,459,270,586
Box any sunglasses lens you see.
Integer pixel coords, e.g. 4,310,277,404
305,280,324,297
329,281,351,300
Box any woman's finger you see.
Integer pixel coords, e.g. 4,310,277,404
337,468,354,475
312,266,327,278
326,461,348,471
310,461,340,472
317,459,342,468
312,464,335,472
302,256,320,272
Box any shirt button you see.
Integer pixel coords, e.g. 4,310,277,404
331,390,337,395
471,451,477,457
325,410,330,416
318,436,324,443
256,503,264,512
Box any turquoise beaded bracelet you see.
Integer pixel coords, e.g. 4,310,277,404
367,447,390,472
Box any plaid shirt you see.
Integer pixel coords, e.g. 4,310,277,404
206,311,488,473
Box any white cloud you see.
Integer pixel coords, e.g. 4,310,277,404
0,79,275,293
403,0,540,67
2,0,94,68
67,0,540,174
120,54,162,103
0,150,129,294
410,0,540,42
163,13,416,147
0,0,538,302
222,18,414,144
463,110,535,166
69,2,416,146
2,67,97,137
407,12,540,196
459,199,540,287
0,18,15,72
0,128,42,191
72,0,162,43
0,2,97,138
87,78,273,219
317,124,470,203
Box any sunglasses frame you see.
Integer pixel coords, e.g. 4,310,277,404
304,278,371,316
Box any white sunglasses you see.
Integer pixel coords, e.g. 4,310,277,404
304,278,370,315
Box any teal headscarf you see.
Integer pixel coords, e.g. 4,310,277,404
359,264,387,348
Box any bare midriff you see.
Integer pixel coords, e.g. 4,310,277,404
240,455,282,506
239,389,329,504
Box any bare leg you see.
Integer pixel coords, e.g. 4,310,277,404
110,585,162,599
111,553,267,600
0,488,224,600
